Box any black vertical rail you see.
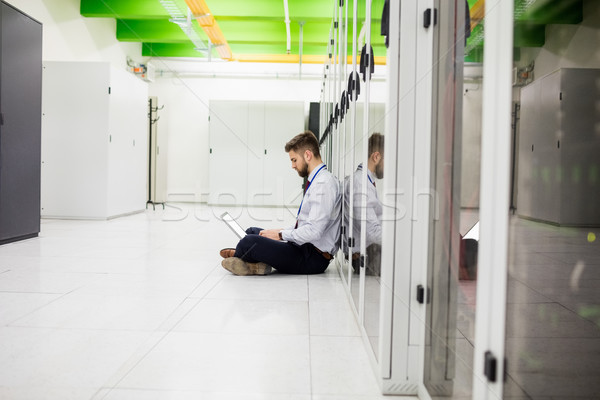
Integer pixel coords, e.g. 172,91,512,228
147,98,152,205
510,102,520,213
146,98,164,210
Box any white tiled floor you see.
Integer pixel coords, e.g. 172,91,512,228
0,205,413,400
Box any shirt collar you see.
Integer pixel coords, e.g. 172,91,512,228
357,163,375,183
308,163,326,182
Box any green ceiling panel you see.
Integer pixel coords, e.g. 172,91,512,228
218,20,332,44
514,22,546,47
515,0,583,25
116,20,190,43
80,0,168,19
466,22,546,55
227,42,386,56
79,0,586,61
207,0,382,23
142,43,206,58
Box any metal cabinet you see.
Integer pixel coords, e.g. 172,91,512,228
0,2,42,244
208,100,305,207
41,61,148,219
518,68,600,226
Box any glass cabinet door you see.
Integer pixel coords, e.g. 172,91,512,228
423,0,477,398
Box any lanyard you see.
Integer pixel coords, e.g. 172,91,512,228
357,164,375,186
296,164,327,218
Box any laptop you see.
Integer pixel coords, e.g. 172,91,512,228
463,221,479,241
220,212,247,239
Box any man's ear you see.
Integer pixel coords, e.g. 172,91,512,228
373,151,382,163
304,149,313,162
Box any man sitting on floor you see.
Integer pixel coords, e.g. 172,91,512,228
220,130,341,276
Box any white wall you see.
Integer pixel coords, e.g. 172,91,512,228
148,62,389,201
6,0,142,69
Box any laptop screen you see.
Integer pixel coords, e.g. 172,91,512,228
220,212,247,239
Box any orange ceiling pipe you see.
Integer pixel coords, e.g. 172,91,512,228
470,0,485,31
235,54,387,65
185,0,232,60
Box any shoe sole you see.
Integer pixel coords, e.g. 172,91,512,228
221,258,271,276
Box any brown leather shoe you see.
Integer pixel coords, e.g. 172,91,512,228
219,248,236,258
221,257,272,276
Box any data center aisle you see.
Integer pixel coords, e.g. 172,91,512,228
0,205,414,400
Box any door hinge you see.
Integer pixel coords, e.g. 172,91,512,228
484,351,509,382
108,87,111,95
417,285,425,304
424,8,437,28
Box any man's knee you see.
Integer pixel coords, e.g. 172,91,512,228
245,227,263,235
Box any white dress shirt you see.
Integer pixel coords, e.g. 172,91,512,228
343,163,382,252
281,163,341,254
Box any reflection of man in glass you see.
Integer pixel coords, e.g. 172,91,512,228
344,133,384,275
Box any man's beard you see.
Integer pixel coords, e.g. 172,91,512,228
375,162,384,179
297,162,309,178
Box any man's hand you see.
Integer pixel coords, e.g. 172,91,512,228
259,229,282,241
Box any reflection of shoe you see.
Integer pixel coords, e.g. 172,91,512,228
221,257,272,276
219,248,236,258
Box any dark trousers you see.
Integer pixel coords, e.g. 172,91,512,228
234,227,331,275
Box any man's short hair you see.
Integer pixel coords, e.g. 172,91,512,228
368,133,384,157
285,131,321,158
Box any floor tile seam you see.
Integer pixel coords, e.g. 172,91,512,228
553,301,600,331
197,297,310,305
0,289,69,295
3,287,83,326
89,318,194,400
89,265,225,399
507,276,555,303
163,330,311,338
203,295,310,302
169,329,312,337
503,370,530,398
505,334,600,339
103,386,313,396
182,261,230,301
308,298,357,305
306,274,316,399
91,261,232,398
157,268,226,333
506,300,557,305
0,325,162,334
307,332,363,338
533,251,579,264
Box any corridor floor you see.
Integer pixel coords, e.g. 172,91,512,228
0,205,412,400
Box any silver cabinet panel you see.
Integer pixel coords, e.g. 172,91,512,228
0,2,42,244
518,68,600,226
208,100,304,207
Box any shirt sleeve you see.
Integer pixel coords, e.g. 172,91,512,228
281,178,339,245
365,188,382,246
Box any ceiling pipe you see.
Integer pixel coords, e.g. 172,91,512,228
283,0,291,54
159,0,210,55
358,21,366,52
299,21,304,79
